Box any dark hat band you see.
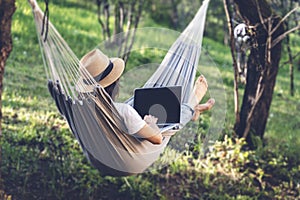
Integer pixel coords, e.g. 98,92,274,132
83,61,114,85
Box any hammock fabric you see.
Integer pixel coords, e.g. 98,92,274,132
29,0,210,176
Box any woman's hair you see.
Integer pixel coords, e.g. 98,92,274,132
104,79,120,101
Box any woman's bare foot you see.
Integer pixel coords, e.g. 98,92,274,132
193,75,208,103
188,75,209,108
191,98,215,121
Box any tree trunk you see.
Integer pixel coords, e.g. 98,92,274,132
233,0,284,148
0,0,16,195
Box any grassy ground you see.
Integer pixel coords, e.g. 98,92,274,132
1,0,300,199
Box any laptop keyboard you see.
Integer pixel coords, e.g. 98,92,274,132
157,124,180,130
157,124,169,128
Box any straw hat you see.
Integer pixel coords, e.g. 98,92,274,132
77,49,125,92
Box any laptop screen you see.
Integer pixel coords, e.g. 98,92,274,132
133,86,182,124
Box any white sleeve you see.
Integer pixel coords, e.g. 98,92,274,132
116,104,146,135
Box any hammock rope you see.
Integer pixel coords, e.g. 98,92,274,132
41,0,49,42
28,0,210,176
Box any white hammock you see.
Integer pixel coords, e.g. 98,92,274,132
29,0,210,176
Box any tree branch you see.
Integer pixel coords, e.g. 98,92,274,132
242,85,264,139
283,51,300,64
272,24,300,48
270,6,299,35
256,0,268,31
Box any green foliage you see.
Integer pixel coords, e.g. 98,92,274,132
125,48,165,72
150,136,300,199
119,176,163,200
145,0,179,28
145,0,227,43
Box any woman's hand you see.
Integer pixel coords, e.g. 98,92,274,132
137,115,162,144
144,115,160,133
144,115,158,125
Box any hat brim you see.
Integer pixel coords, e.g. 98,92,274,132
76,57,125,93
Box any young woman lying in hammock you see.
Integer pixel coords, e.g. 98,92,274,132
78,49,215,145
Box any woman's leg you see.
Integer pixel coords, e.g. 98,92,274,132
191,98,215,121
180,99,215,126
180,103,194,126
180,75,215,125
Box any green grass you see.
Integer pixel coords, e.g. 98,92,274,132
265,65,300,152
2,0,300,199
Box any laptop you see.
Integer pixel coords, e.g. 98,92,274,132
133,86,182,132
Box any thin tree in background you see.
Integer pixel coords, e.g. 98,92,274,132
0,0,16,198
285,2,299,97
286,22,295,96
96,0,145,64
271,0,300,96
223,0,240,126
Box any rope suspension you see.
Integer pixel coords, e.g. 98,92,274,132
41,0,49,42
